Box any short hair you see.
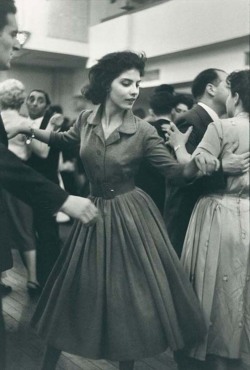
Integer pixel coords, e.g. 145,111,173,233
149,91,174,115
83,51,146,105
0,79,26,110
173,94,194,110
0,0,16,32
191,68,226,100
154,84,175,95
27,89,51,106
227,69,250,113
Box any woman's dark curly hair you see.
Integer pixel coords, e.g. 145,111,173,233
227,69,250,113
83,51,146,105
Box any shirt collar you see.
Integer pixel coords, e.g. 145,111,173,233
28,116,43,125
87,105,137,134
198,102,219,121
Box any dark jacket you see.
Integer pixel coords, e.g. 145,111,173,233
0,116,68,272
164,104,226,257
26,113,60,184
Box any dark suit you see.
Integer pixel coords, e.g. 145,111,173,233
26,113,62,286
164,104,226,257
0,115,68,368
135,119,170,213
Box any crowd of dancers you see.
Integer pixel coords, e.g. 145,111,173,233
0,1,249,370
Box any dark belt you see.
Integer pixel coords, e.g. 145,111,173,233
89,181,135,199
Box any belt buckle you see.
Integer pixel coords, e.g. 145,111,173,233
103,183,115,199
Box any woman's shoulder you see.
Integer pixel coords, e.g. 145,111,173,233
77,109,94,121
134,116,158,135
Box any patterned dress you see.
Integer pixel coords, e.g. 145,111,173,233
181,113,250,366
31,106,206,361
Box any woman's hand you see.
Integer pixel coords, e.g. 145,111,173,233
164,122,193,150
49,113,64,131
194,152,220,176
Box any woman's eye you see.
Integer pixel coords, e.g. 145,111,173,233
121,81,130,87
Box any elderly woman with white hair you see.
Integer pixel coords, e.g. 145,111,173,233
0,78,40,295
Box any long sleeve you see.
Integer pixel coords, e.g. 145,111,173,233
0,143,68,214
193,120,222,158
49,113,82,150
142,124,189,186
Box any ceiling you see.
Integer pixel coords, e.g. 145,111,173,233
12,49,87,69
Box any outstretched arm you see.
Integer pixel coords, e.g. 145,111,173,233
143,124,219,185
7,119,51,144
7,112,81,151
0,143,98,225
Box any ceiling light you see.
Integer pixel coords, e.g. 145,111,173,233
16,31,31,47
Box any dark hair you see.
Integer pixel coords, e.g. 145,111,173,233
83,51,146,105
49,104,63,115
191,68,225,100
28,89,51,106
154,84,175,95
0,0,16,31
149,91,174,115
227,70,250,113
173,94,194,110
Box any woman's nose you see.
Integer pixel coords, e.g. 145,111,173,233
130,84,139,96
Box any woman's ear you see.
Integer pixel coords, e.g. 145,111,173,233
234,92,240,106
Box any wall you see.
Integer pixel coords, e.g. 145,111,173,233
89,0,249,61
15,0,89,56
0,66,79,119
142,37,249,87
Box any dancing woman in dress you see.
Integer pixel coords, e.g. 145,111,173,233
8,51,218,370
166,69,250,370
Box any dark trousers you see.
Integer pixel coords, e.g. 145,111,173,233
34,211,61,287
0,297,6,369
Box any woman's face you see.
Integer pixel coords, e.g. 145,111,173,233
106,68,141,111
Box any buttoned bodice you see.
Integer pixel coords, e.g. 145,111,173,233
49,106,187,198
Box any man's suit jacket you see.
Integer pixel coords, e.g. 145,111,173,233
135,118,171,213
0,115,68,272
164,104,226,257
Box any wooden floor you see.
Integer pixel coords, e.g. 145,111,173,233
2,223,178,370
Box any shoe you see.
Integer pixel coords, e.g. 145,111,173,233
27,281,41,297
0,282,12,296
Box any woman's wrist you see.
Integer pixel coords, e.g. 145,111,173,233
25,124,36,144
174,144,183,152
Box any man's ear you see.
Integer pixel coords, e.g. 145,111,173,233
206,83,216,97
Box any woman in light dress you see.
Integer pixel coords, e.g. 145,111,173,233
167,69,250,370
